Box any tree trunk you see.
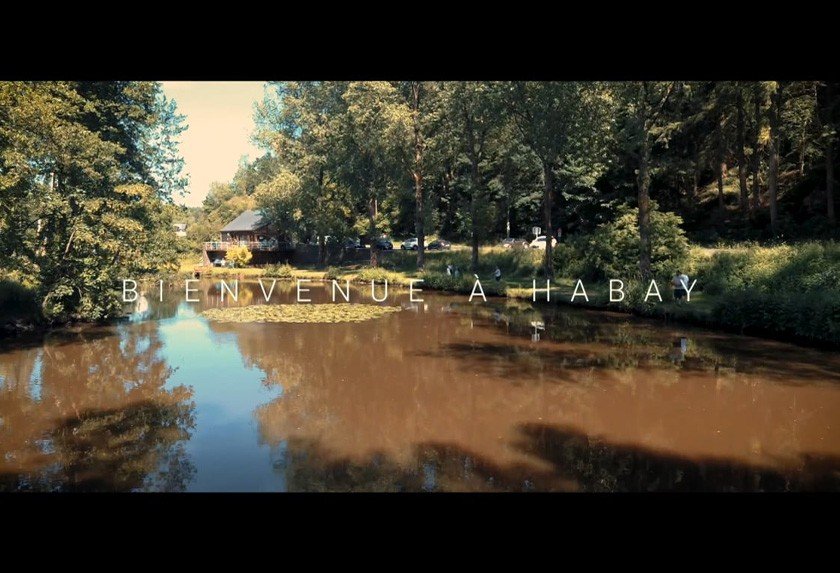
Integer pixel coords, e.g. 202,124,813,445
638,132,652,281
828,140,836,225
441,164,454,236
751,84,762,213
736,89,749,214
318,234,326,267
411,82,425,271
692,166,698,201
768,84,782,236
542,160,555,280
463,104,481,272
690,140,700,208
820,82,837,225
469,160,479,272
716,110,726,212
368,193,378,267
506,182,512,238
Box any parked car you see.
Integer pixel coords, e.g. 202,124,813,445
529,235,557,250
500,237,529,249
372,237,394,250
326,236,361,249
212,258,226,267
428,239,451,250
401,238,419,250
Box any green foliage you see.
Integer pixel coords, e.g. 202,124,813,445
695,242,840,343
354,267,410,285
38,183,180,322
565,205,691,281
264,263,294,278
0,279,39,322
713,290,840,344
202,303,401,324
324,266,341,280
0,82,186,323
420,272,506,296
696,242,840,295
419,249,542,279
225,246,253,268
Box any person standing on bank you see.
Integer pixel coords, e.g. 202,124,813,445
494,267,502,282
673,270,690,304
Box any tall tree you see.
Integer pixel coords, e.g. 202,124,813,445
0,81,185,321
735,85,750,214
618,81,677,280
441,82,502,271
751,83,764,213
715,104,727,213
768,82,784,236
504,82,611,279
410,82,427,269
255,81,350,265
818,81,838,225
391,82,442,270
339,82,406,267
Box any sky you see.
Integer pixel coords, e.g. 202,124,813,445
161,82,267,207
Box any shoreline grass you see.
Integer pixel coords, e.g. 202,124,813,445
6,242,839,349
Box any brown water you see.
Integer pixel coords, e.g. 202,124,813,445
2,279,840,492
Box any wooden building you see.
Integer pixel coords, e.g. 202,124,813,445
203,210,292,265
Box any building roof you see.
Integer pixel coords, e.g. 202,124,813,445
220,210,270,233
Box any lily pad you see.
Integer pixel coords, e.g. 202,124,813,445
201,303,401,324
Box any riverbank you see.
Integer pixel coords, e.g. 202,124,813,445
174,241,840,348
5,241,838,349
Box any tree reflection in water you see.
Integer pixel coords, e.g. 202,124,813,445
4,281,840,492
209,291,840,491
0,321,195,491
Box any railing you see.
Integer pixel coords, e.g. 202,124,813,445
204,241,282,252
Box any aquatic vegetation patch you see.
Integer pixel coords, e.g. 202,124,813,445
201,303,401,324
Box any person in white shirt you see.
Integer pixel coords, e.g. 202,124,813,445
672,270,690,304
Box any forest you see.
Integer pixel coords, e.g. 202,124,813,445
0,81,188,323
2,81,840,343
185,82,839,270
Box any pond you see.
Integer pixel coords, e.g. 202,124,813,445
2,279,840,491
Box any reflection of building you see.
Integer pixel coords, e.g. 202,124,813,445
173,223,188,238
203,210,293,265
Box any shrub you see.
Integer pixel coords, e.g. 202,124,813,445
563,205,691,282
553,241,588,279
0,279,40,321
324,266,341,280
712,289,840,345
698,241,840,344
264,263,294,278
695,242,840,296
420,272,506,296
424,248,543,281
225,245,253,268
354,267,410,285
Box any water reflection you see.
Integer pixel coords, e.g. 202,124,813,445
0,322,195,491
2,279,840,491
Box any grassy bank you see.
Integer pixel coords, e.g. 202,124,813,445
9,241,838,347
177,241,840,347
693,242,840,345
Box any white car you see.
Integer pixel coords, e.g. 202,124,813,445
529,236,557,249
401,238,419,250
